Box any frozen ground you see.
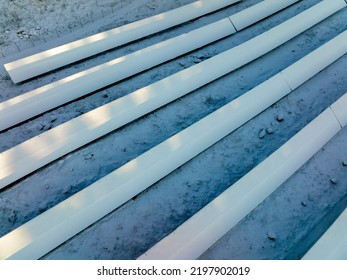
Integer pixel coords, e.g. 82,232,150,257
0,0,346,259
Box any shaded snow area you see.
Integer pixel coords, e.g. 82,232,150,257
0,0,347,260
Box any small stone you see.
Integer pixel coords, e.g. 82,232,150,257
266,128,274,134
330,178,338,185
258,129,266,139
267,231,277,241
84,153,94,160
277,114,284,122
5,30,10,34
193,58,202,64
301,201,307,207
8,212,17,224
342,160,347,167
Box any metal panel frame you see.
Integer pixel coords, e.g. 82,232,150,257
4,0,241,83
0,0,308,132
0,0,313,190
1,28,346,260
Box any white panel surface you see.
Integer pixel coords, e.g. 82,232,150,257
0,18,235,132
1,0,347,192
331,91,347,127
0,0,308,132
0,0,346,260
229,0,300,30
139,108,342,260
1,43,345,260
302,207,347,260
282,30,347,90
0,74,291,260
4,0,241,83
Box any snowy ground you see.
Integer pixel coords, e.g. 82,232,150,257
0,0,347,260
0,0,187,50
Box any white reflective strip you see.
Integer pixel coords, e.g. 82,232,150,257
1,29,346,260
331,91,347,127
229,0,300,31
0,0,326,190
0,0,308,132
1,1,346,260
282,30,347,90
302,207,347,260
139,106,343,260
4,0,241,83
0,74,291,260
0,18,235,132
